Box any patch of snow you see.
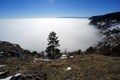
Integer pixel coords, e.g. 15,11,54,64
34,58,38,60
1,76,12,80
33,58,51,62
107,24,120,30
14,73,21,76
97,22,106,26
66,67,72,71
13,44,16,47
69,56,74,58
1,73,21,80
33,58,38,62
61,54,67,59
42,59,51,61
0,72,5,75
0,65,6,68
111,20,117,23
0,52,3,53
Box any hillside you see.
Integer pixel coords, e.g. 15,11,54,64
89,12,120,29
0,41,24,57
0,41,42,59
0,54,120,80
89,12,120,56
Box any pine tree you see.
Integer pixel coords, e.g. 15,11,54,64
45,31,61,59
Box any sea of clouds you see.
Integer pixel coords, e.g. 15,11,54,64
0,18,102,52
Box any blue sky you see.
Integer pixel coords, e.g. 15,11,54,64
0,0,120,18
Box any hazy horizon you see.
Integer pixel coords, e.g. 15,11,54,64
0,18,102,52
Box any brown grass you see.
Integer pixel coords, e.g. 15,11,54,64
0,54,120,80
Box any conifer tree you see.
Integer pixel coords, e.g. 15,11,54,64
45,31,61,59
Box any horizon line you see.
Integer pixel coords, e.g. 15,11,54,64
0,17,90,19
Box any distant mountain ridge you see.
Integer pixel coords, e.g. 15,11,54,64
58,17,89,18
89,12,120,29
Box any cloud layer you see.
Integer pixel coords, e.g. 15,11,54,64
0,18,101,52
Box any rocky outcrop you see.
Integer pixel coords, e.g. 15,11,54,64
0,41,23,57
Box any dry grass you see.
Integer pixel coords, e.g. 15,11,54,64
0,54,120,80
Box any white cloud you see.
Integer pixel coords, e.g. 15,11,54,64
0,18,101,52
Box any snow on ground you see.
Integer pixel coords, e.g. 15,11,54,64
0,72,5,75
1,76,12,80
33,58,51,62
66,67,72,71
0,65,6,68
107,24,120,30
1,73,21,80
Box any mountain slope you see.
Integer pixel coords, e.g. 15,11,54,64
89,12,120,29
89,12,120,56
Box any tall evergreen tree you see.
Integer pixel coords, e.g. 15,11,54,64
45,31,61,59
